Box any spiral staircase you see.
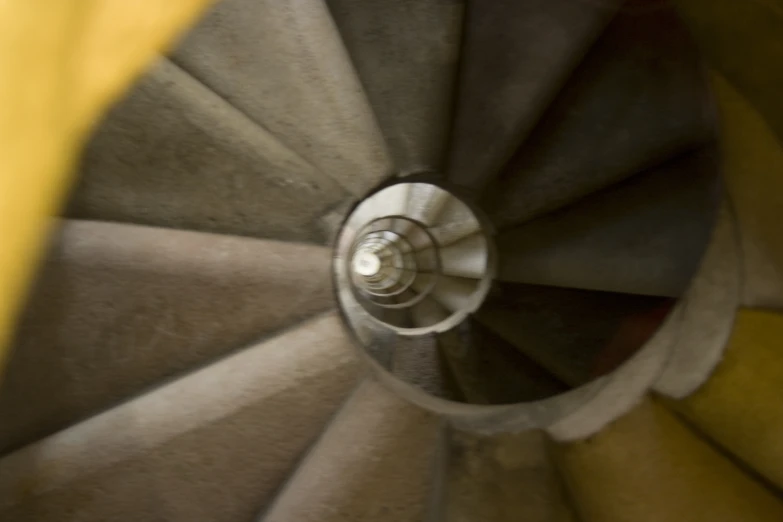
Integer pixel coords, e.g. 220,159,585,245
1,0,783,520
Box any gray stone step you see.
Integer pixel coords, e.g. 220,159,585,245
0,220,335,455
172,0,392,197
261,379,442,522
391,335,462,401
68,58,346,243
476,283,669,387
489,6,715,226
446,0,619,190
437,321,568,405
496,150,719,297
437,429,576,522
0,313,360,522
325,0,463,174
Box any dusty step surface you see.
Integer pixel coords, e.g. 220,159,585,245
325,0,462,174
0,313,361,522
496,149,719,297
476,283,670,386
437,322,568,405
68,58,346,243
446,0,619,190
553,397,783,522
391,335,462,401
172,0,391,197
261,378,442,522
0,220,335,455
438,428,575,522
488,5,714,227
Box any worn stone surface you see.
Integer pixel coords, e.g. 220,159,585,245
554,397,783,522
317,199,356,247
496,149,719,297
68,58,345,243
325,0,462,174
477,283,670,386
439,428,575,522
0,314,360,522
489,6,715,226
0,220,335,454
446,0,619,190
172,0,392,196
651,204,740,399
438,322,568,405
392,335,461,401
262,378,442,522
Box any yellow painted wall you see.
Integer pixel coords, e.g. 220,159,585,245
554,397,783,522
673,309,783,490
0,0,213,372
675,0,783,279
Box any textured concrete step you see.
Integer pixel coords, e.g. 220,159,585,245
0,220,335,455
391,335,462,401
68,58,346,243
325,0,462,174
262,378,442,522
0,313,360,522
438,429,575,522
496,149,719,297
553,397,783,522
477,283,669,386
667,309,783,492
489,6,714,226
172,0,391,197
437,322,568,405
446,0,619,190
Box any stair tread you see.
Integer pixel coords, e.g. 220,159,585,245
0,220,335,455
68,58,346,243
476,283,670,387
438,321,568,405
262,378,442,522
0,313,360,521
446,0,619,190
489,6,714,226
325,0,462,174
391,335,462,401
172,0,391,196
496,149,719,297
440,429,576,522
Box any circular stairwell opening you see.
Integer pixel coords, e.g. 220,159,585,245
334,164,723,420
337,181,496,337
331,0,732,431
